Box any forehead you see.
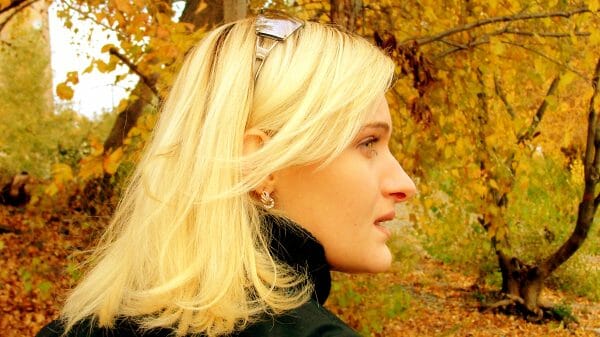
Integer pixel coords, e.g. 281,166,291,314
362,96,391,127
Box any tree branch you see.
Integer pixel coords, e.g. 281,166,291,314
435,26,591,60
541,56,600,277
434,40,489,59
516,76,560,144
108,47,159,98
502,29,591,38
503,41,588,80
494,75,515,119
405,7,593,47
0,0,27,15
58,0,130,43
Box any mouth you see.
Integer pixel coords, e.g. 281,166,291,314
374,211,395,238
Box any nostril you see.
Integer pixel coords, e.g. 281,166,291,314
391,192,406,201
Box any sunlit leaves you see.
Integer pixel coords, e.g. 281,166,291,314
55,71,80,100
78,137,105,179
55,82,74,100
103,147,123,174
0,0,11,11
45,163,74,196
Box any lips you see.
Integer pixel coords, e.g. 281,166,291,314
374,211,395,238
375,211,396,224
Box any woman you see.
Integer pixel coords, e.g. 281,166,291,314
38,11,416,337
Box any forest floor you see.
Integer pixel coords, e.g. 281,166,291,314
1,205,599,337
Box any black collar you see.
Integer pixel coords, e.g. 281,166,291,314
262,214,331,305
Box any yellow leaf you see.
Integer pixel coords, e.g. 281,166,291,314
103,147,124,175
490,38,505,55
195,0,208,14
101,43,117,53
590,29,600,46
67,71,79,84
473,182,488,196
114,0,134,14
144,114,157,130
95,12,106,23
128,126,141,137
116,99,128,113
559,72,577,88
52,163,73,184
79,156,104,180
0,0,11,11
488,179,499,190
589,0,600,12
545,95,558,108
96,60,109,73
424,198,434,209
435,138,446,151
44,183,59,196
443,146,453,159
83,62,94,74
89,138,104,157
56,82,74,100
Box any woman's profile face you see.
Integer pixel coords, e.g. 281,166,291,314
273,96,416,273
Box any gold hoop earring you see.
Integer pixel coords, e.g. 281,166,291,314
260,191,275,209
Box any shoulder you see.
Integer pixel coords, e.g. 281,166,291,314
36,301,359,337
236,300,361,337
36,318,173,337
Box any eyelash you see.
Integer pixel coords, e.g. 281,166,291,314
359,136,379,157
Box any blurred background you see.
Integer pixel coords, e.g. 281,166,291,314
1,0,599,336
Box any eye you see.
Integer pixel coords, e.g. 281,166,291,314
358,136,379,157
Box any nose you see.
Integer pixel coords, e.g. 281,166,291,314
382,153,417,203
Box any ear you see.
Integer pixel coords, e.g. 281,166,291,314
243,128,269,157
243,128,276,195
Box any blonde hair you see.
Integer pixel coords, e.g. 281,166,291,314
61,17,394,336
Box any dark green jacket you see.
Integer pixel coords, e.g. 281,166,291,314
36,215,361,337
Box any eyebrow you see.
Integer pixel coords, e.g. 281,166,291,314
360,122,391,133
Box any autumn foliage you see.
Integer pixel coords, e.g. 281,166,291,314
1,0,600,335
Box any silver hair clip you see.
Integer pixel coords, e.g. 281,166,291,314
254,12,304,81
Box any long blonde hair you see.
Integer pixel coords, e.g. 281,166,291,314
62,16,394,336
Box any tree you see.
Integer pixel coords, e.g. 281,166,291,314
46,0,600,321
367,1,600,320
0,2,55,177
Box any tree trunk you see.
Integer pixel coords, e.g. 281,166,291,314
180,0,223,28
82,0,226,212
497,251,544,319
539,56,600,277
102,0,224,153
330,0,361,32
103,80,154,152
223,0,246,23
490,57,600,321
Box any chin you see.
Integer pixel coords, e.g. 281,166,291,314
333,248,393,273
366,246,393,272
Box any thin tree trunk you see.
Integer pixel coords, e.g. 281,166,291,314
180,0,223,28
488,58,600,320
223,0,246,23
330,0,361,31
540,57,600,277
102,0,223,153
